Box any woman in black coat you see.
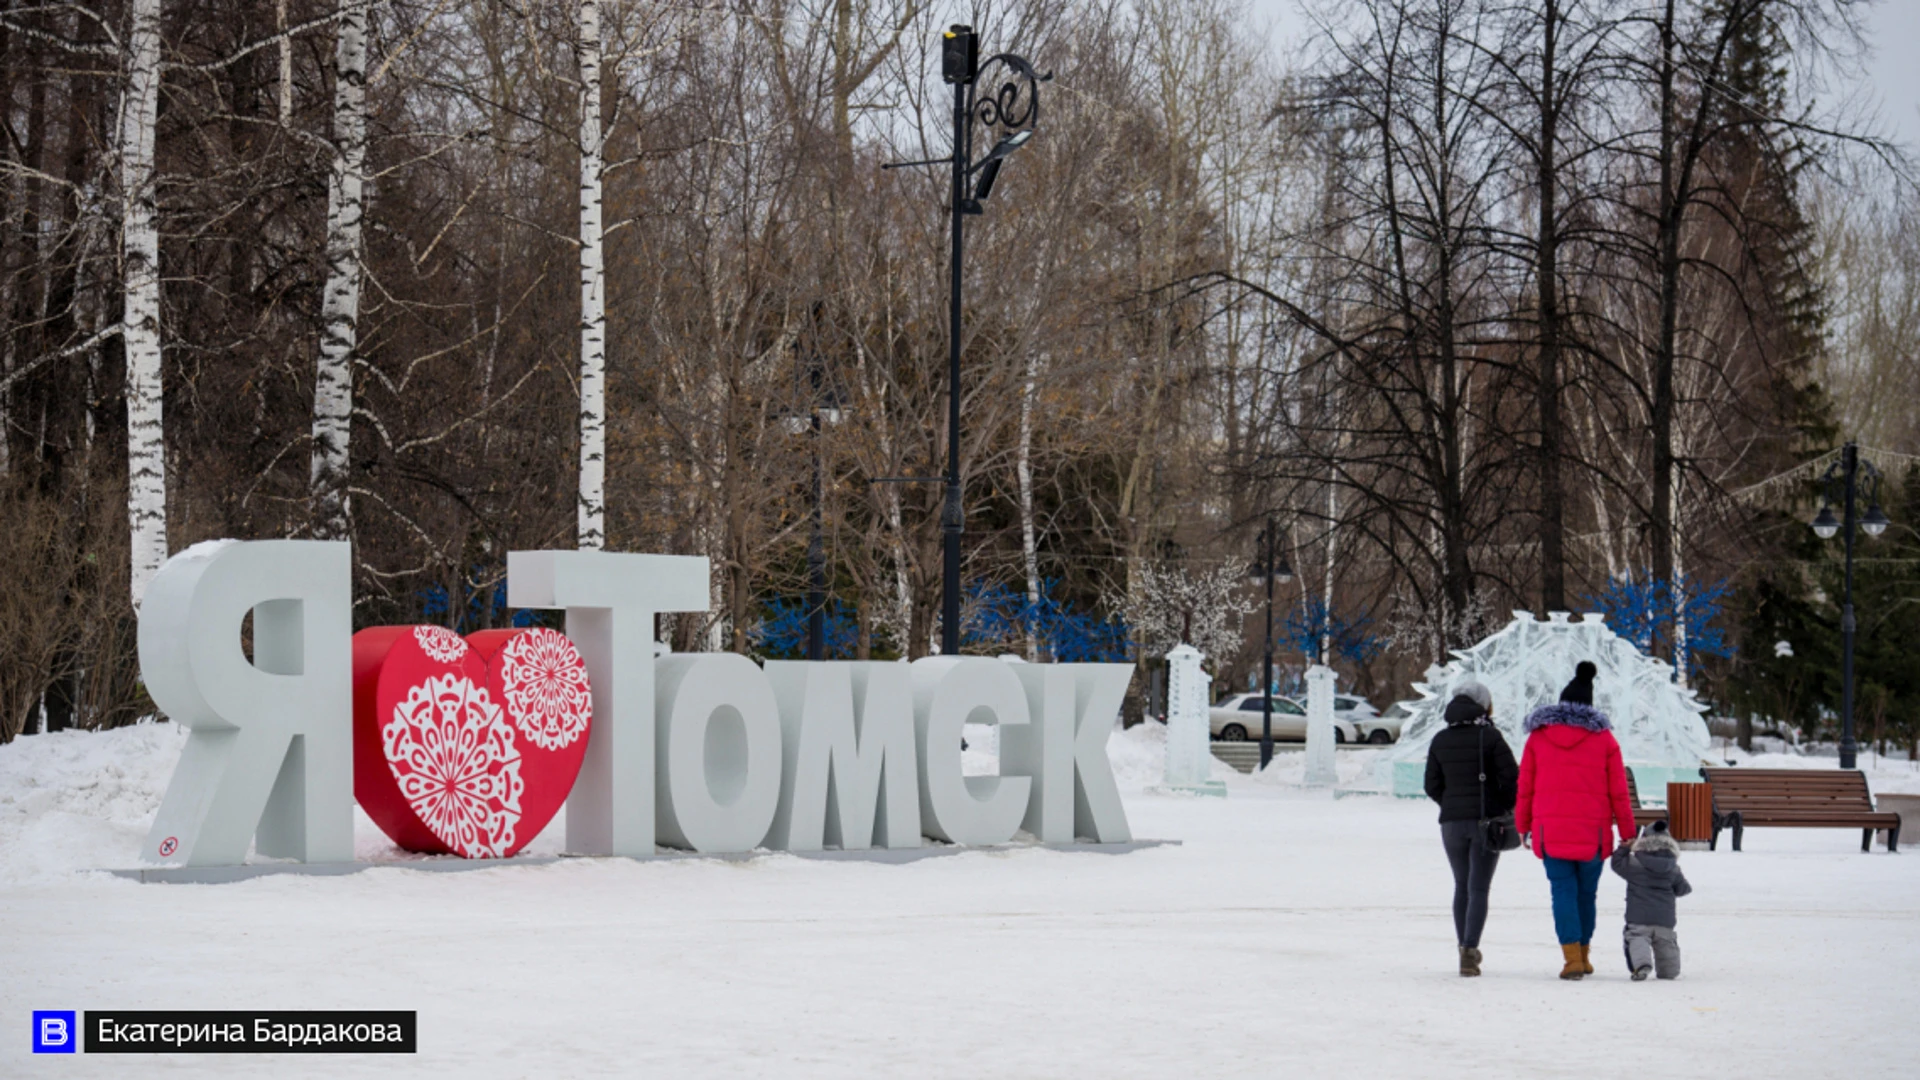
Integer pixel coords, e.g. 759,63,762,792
1424,680,1519,976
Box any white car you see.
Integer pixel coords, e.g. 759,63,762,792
1209,693,1360,743
1340,695,1401,744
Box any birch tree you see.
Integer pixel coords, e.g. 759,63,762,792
576,0,607,549
1016,350,1040,660
121,0,167,605
310,0,371,542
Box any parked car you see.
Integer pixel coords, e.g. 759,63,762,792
1339,695,1401,744
1208,694,1360,743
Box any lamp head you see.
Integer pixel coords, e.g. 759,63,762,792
995,129,1034,156
971,130,1034,202
1812,505,1840,540
1862,504,1890,538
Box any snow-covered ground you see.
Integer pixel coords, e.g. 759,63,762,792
4,721,1918,1077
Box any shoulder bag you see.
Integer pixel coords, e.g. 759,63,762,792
1478,722,1522,851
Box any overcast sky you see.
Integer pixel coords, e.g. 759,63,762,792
1242,0,1920,155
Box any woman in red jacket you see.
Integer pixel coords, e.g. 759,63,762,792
1514,661,1636,980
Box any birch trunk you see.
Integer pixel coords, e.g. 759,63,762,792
121,0,167,605
277,0,293,126
309,0,369,541
576,0,607,549
1017,351,1041,661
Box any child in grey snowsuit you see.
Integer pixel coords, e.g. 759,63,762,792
1609,819,1691,980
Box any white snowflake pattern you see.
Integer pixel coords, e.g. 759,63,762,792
383,674,524,858
498,628,592,752
413,625,469,665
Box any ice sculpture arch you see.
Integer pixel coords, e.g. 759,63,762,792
1380,611,1710,798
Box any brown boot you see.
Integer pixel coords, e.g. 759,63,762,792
1580,943,1595,975
1459,947,1482,977
1560,943,1585,980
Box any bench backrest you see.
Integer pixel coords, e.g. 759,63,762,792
1699,767,1876,813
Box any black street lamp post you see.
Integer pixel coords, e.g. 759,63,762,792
1811,441,1890,770
805,356,827,661
789,325,843,661
1248,517,1293,770
886,25,1046,655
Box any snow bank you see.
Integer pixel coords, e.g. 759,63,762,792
0,721,572,884
0,720,183,887
1251,745,1394,791
1105,719,1238,791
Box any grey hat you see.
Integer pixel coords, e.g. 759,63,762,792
1453,679,1492,712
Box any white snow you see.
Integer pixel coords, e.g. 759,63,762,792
4,721,1918,1077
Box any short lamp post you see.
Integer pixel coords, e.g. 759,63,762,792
1811,441,1890,770
784,332,844,660
1248,517,1293,770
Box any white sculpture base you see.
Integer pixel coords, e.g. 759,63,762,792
1159,643,1224,797
1303,665,1339,788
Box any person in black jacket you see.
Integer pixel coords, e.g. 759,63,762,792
1424,680,1519,976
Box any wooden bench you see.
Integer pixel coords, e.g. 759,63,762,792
1624,770,1667,830
1698,767,1901,853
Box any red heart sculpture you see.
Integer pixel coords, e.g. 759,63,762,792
351,625,592,858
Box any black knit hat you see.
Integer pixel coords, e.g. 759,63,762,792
1559,660,1597,706
1443,694,1487,726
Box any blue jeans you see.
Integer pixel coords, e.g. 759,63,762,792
1542,855,1604,946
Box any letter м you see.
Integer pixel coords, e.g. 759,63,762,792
764,661,920,851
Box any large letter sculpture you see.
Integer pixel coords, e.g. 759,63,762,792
1004,664,1134,843
765,661,920,851
140,540,353,865
911,657,1032,845
509,550,708,857
654,653,783,852
1003,665,1073,841
1063,665,1134,842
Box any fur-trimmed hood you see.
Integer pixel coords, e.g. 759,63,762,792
1523,701,1613,734
1632,830,1681,858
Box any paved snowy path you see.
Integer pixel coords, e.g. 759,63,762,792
4,730,1918,1077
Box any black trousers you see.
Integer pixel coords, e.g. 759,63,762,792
1441,819,1500,948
